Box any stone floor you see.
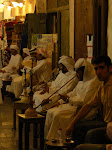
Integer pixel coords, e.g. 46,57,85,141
0,96,19,150
0,95,45,150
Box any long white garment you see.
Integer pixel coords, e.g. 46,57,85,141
6,55,31,98
34,71,79,111
33,56,77,111
2,54,23,74
0,54,23,87
45,76,102,140
45,58,102,140
33,59,52,83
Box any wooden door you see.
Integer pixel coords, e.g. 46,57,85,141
74,0,94,60
60,9,69,56
93,0,108,57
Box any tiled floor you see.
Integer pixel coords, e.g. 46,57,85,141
0,96,19,150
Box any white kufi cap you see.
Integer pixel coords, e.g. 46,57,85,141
23,48,30,56
10,45,19,52
37,47,47,58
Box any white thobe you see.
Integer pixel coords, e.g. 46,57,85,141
33,59,52,83
0,54,22,88
7,56,32,98
45,76,102,140
2,54,22,75
33,71,79,112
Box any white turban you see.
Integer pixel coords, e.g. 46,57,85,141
37,47,47,58
74,58,96,82
10,45,19,53
58,56,75,71
23,48,30,56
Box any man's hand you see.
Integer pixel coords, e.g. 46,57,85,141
41,98,51,106
49,102,60,109
59,94,69,102
0,70,6,73
40,83,49,94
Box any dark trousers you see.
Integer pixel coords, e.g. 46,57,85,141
75,144,106,150
72,120,107,145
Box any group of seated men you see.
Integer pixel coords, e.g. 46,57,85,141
0,44,112,150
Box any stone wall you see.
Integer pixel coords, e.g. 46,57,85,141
36,0,46,13
107,0,112,59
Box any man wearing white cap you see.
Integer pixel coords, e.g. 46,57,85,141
0,45,22,77
32,46,52,85
0,45,22,88
6,48,32,99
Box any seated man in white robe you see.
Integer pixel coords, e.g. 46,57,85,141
29,47,53,89
32,47,52,85
6,48,32,99
0,45,23,87
44,58,102,141
33,56,79,112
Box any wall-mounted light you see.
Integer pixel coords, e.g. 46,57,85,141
0,3,5,8
12,1,23,8
0,1,24,9
19,2,23,8
12,2,18,7
7,5,13,10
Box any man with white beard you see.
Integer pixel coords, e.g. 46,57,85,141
44,58,102,141
33,56,79,112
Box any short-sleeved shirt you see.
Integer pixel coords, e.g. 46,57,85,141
87,75,112,123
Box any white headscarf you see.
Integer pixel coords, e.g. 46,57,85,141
10,45,19,53
58,56,75,71
74,58,96,82
37,47,48,58
23,48,30,56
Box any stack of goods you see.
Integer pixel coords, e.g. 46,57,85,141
3,47,11,67
5,21,18,47
12,23,24,49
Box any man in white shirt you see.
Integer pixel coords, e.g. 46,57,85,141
0,45,22,79
32,47,52,84
0,45,22,92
